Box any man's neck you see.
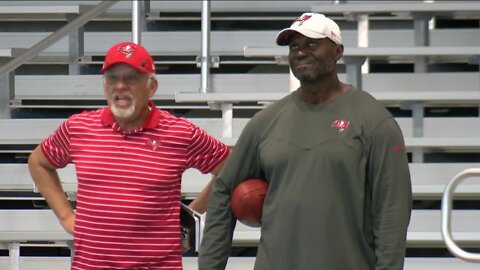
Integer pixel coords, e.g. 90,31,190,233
116,105,151,132
298,79,349,104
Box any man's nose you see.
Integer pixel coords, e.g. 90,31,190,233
293,48,308,57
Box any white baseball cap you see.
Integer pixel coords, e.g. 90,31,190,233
276,13,342,46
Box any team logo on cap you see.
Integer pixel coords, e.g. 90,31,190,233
116,44,136,59
295,14,312,26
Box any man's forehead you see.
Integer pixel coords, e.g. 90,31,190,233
288,32,323,44
104,63,139,74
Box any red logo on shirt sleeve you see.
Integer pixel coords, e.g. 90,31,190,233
392,144,405,152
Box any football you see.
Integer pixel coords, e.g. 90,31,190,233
231,178,268,227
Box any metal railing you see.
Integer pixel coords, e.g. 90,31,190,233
441,168,480,263
0,0,120,78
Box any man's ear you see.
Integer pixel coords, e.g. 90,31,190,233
148,77,158,98
334,44,344,62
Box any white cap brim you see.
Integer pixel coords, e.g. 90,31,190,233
276,28,329,46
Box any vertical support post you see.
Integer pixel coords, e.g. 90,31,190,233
473,56,480,117
411,11,432,161
132,0,145,44
343,56,366,89
411,102,424,138
200,0,211,93
412,12,432,73
67,240,75,263
357,14,369,74
66,14,84,75
221,103,233,138
144,0,151,15
410,102,425,163
8,242,20,270
0,57,14,118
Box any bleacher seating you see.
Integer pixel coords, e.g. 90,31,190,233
1,257,480,270
1,209,480,269
4,117,480,151
2,161,480,202
0,28,478,61
0,0,480,269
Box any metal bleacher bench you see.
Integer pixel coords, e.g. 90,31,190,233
0,163,211,201
311,1,480,15
0,0,316,15
3,117,480,160
1,209,480,270
18,72,470,155
2,116,480,270
4,117,480,151
2,162,480,201
310,1,480,72
1,162,480,269
0,257,479,270
243,45,480,88
0,49,27,59
0,28,478,65
2,0,479,16
174,87,480,162
244,46,480,61
12,71,480,150
0,5,90,17
3,117,480,200
0,24,478,52
241,1,480,91
14,72,479,102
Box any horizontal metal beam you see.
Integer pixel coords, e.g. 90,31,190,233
311,2,480,14
244,46,480,58
0,0,119,77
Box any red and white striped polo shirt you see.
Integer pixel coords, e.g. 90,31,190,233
41,104,230,270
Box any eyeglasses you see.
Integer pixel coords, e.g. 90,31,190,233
104,72,145,86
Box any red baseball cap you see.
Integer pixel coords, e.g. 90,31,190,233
100,42,156,73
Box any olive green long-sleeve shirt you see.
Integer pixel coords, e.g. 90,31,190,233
199,87,412,270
